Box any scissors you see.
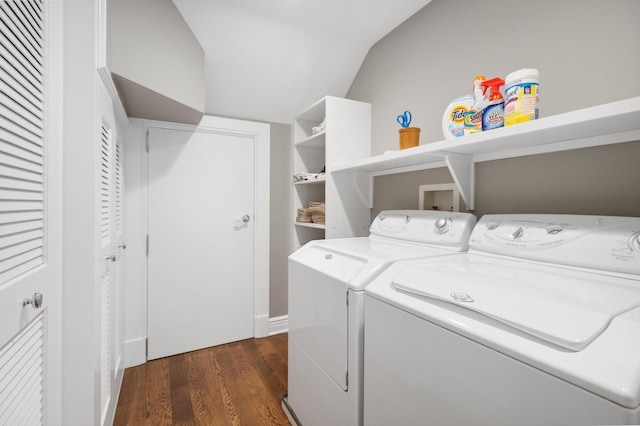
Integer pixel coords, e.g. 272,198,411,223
396,110,412,128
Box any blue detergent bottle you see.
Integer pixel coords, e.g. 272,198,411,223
480,77,505,131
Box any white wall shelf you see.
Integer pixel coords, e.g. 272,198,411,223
294,176,326,185
295,131,326,148
332,97,640,210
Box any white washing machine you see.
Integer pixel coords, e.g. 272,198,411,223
364,214,640,425
285,210,477,426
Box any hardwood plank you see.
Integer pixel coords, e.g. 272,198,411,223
203,345,246,425
215,341,267,421
184,350,227,425
236,339,289,425
244,337,287,402
145,357,173,425
113,360,143,425
217,340,289,426
253,334,288,391
117,358,171,425
168,354,196,425
115,334,290,425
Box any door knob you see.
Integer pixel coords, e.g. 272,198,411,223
23,293,43,309
234,214,250,223
118,243,127,249
104,254,116,262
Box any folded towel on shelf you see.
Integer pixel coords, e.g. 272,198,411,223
308,202,325,224
296,208,313,223
296,202,325,224
311,213,325,225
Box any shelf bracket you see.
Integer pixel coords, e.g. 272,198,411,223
444,153,475,210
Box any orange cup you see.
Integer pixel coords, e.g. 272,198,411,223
399,127,420,150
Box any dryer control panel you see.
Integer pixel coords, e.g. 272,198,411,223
469,214,640,275
369,210,477,250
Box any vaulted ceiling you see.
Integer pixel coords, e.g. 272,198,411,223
172,0,431,124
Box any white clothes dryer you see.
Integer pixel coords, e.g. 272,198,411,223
285,210,477,426
364,214,640,425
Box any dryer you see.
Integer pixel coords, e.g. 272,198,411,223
285,210,476,426
364,214,640,425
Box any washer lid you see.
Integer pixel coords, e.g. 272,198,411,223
391,259,640,351
292,237,464,290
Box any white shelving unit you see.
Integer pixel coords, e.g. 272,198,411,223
332,97,640,210
292,96,371,250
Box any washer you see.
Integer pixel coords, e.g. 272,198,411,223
285,210,477,426
364,214,640,425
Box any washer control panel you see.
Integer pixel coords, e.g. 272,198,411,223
369,210,477,249
470,214,640,275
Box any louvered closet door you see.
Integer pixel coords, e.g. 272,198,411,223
98,121,113,424
97,114,120,425
113,136,124,381
96,78,125,426
0,1,61,425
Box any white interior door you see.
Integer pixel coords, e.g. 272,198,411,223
0,1,62,424
147,125,255,360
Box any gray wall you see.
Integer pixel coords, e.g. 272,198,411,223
349,0,640,219
108,0,205,123
270,123,292,317
372,142,640,219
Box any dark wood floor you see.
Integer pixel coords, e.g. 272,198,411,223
114,333,290,425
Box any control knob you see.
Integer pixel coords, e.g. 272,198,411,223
434,218,451,234
486,221,499,230
546,224,563,234
629,232,640,252
509,227,524,240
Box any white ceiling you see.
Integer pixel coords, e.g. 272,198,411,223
171,0,431,124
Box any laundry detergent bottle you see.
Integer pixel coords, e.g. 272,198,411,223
442,94,474,139
480,77,505,131
464,75,487,135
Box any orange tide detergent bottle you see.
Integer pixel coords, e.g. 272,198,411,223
480,77,505,131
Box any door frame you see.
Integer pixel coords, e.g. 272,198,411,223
140,116,270,351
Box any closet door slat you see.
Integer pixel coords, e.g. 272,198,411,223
100,123,112,246
0,101,44,147
0,3,43,77
0,0,45,285
0,66,44,117
0,315,45,425
114,143,122,236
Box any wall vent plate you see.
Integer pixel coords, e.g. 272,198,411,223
418,183,460,212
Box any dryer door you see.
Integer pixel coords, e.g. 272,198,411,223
289,247,364,390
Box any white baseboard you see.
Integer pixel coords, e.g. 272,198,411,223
123,317,287,369
269,315,288,335
123,337,146,368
